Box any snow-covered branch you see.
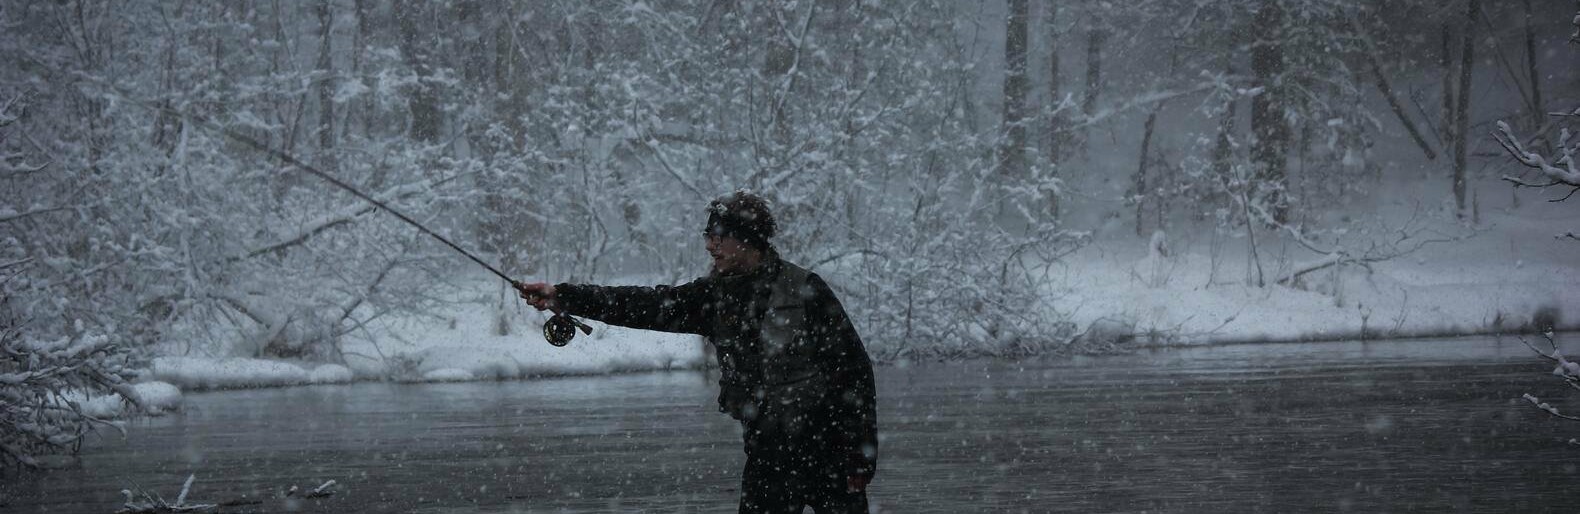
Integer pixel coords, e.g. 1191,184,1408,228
0,205,67,224
1,323,139,468
766,2,818,135
1275,228,1466,286
1347,11,1437,161
0,93,51,176
116,474,217,513
0,257,31,271
230,173,461,261
1524,394,1580,422
1496,10,1580,211
635,132,707,202
1518,333,1580,424
1236,197,1467,286
1572,11,1579,45
1072,80,1221,130
0,154,50,177
1495,122,1580,190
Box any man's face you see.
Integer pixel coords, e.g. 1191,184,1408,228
705,233,755,275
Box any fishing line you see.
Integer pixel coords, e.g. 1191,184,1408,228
52,64,591,345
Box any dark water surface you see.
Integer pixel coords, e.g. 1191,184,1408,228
7,336,1580,513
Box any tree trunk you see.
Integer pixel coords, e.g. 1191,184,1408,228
346,0,370,141
1440,24,1456,145
997,0,1029,182
395,0,442,143
1250,0,1290,224
1348,14,1436,161
1135,102,1162,236
456,0,486,85
267,0,299,204
314,0,336,173
1522,0,1544,136
1044,2,1068,166
1453,0,1477,219
493,4,527,144
1210,60,1238,217
1136,46,1179,236
208,4,234,124
1080,23,1105,151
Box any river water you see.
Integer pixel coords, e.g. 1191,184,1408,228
6,336,1580,513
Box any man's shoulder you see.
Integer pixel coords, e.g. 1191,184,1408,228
775,259,841,303
774,259,822,288
776,258,812,278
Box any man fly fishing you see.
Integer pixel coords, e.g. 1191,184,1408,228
64,69,874,512
515,191,878,514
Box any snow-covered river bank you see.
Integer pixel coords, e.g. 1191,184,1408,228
6,335,1580,512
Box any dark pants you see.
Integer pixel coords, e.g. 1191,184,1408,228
738,396,869,514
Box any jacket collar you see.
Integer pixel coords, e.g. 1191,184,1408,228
711,247,782,283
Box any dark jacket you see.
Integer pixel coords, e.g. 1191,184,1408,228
554,255,879,479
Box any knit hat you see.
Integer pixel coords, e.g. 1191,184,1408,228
705,190,777,250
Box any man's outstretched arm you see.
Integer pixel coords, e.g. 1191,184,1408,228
519,279,715,336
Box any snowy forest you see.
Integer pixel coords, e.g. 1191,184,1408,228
3,0,1580,492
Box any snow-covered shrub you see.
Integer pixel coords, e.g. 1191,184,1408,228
0,91,143,469
0,315,141,469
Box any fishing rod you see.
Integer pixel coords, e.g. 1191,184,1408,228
60,67,591,346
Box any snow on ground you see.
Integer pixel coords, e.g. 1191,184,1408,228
149,357,353,389
309,363,354,384
1052,176,1579,345
63,381,183,418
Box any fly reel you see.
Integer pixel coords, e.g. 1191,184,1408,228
543,312,593,347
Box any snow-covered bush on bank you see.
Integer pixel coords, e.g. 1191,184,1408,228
0,318,144,469
0,91,146,469
1,93,183,468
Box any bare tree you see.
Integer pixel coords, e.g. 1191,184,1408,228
1079,14,1106,153
997,0,1030,182
1250,0,1291,224
1452,0,1478,219
1348,12,1438,161
394,0,442,143
314,0,336,172
1208,21,1241,214
1523,0,1545,138
1043,2,1071,169
1441,23,1457,145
